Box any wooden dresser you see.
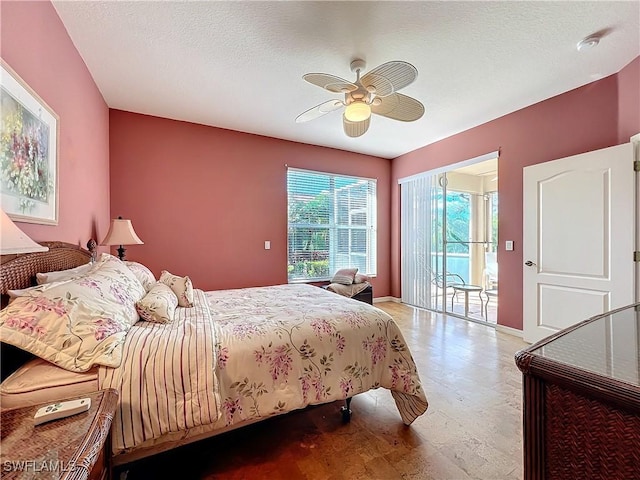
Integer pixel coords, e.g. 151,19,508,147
1,389,118,480
515,304,640,480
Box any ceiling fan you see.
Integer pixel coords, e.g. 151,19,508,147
295,59,425,137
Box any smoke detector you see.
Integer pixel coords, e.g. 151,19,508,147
577,35,600,52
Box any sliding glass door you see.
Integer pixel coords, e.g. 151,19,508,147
442,186,487,317
401,167,498,322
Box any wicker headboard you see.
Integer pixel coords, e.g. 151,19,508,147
0,240,96,381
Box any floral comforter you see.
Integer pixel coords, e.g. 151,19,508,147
100,284,428,454
207,284,428,427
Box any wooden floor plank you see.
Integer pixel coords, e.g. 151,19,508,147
122,302,527,479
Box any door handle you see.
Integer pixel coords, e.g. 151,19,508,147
524,260,536,267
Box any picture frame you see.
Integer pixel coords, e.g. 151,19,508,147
1,60,59,225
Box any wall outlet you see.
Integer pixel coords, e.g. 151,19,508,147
264,241,271,250
505,240,514,251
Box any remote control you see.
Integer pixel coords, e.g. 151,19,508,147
34,398,91,425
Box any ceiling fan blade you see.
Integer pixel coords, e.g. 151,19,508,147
303,73,358,94
295,100,344,123
343,115,370,137
361,61,418,97
371,93,424,122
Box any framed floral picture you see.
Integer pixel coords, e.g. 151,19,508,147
1,61,58,224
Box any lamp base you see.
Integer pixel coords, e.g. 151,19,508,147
117,245,126,261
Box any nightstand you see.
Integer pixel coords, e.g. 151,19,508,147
1,389,118,480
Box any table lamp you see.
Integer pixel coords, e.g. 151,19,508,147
100,216,143,261
0,209,49,254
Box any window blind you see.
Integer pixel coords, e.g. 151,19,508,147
401,174,436,308
287,168,377,282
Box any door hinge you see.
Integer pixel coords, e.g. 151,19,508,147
634,160,640,172
635,251,640,262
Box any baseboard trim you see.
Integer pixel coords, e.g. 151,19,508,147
496,324,523,338
373,296,401,304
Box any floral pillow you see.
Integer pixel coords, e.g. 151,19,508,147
36,263,93,285
159,270,194,307
0,254,146,372
331,268,359,285
136,282,178,323
124,261,156,292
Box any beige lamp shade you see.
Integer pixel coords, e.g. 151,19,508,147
0,209,49,254
100,217,143,261
100,218,144,247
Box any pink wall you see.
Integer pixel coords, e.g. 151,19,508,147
391,75,622,330
0,1,110,246
617,56,640,143
6,1,635,326
109,111,391,295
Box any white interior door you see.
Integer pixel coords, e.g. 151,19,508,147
523,143,635,344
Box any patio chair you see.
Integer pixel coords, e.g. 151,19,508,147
427,265,465,305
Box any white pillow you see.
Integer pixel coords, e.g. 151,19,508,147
36,263,93,284
7,287,35,299
124,261,156,292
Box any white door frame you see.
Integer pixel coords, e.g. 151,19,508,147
633,133,640,302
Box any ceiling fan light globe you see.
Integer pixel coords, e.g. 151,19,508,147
344,101,371,122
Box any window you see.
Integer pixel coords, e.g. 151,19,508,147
287,168,377,282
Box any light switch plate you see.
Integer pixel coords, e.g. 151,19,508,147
505,240,514,251
264,241,271,250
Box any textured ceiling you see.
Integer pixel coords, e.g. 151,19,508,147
52,1,639,159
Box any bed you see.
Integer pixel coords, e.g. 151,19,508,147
0,241,428,467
